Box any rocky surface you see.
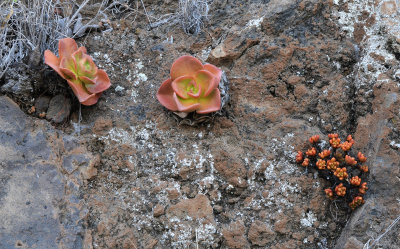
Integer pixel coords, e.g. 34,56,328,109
0,0,400,248
0,96,97,248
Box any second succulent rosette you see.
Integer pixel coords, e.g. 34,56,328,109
157,55,222,114
44,38,111,106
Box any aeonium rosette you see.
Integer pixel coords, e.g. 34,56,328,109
44,38,111,106
157,55,222,114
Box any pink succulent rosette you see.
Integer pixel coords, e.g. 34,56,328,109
44,38,111,106
157,55,222,114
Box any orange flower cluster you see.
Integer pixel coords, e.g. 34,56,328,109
357,152,367,163
316,159,326,170
334,167,348,180
335,183,346,197
318,149,331,159
350,176,361,186
324,189,334,200
296,151,303,163
309,135,320,144
349,196,365,210
301,158,310,167
340,141,353,151
329,134,341,148
345,155,357,166
295,134,370,211
306,147,317,157
359,182,368,194
327,157,339,171
359,165,368,173
346,135,355,144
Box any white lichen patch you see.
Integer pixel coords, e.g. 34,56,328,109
333,0,400,88
114,85,125,92
246,16,264,29
100,121,215,179
300,211,317,227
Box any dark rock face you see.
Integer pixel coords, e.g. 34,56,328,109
46,94,71,124
0,96,96,248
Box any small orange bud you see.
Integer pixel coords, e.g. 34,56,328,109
340,141,353,151
316,159,326,170
318,149,331,159
350,176,361,186
330,137,341,148
359,165,368,173
324,188,334,199
345,155,357,166
328,133,339,139
296,151,303,163
334,167,348,180
309,135,320,144
349,196,364,210
357,152,367,163
301,158,310,167
327,157,339,171
346,135,355,145
359,182,368,194
335,183,346,197
306,147,317,157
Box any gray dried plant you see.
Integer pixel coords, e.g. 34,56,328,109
109,0,210,35
177,0,209,35
0,0,108,78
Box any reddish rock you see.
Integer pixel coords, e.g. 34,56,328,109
167,194,214,224
380,1,397,15
222,221,249,249
274,217,289,234
153,204,165,217
208,32,259,64
343,237,363,249
167,188,180,200
248,220,276,246
46,95,71,123
145,239,158,249
92,117,113,135
213,149,248,188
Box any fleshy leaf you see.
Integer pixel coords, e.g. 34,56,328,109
77,46,87,54
44,50,63,76
171,76,201,99
170,55,203,80
60,56,77,74
74,50,97,77
58,38,78,59
194,70,217,97
60,67,77,80
66,79,93,103
81,93,101,106
82,70,111,94
156,79,178,111
204,64,222,89
173,93,200,113
197,88,221,114
204,64,222,81
79,75,95,86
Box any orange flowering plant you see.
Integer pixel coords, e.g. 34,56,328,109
157,55,221,114
44,38,111,105
295,133,370,210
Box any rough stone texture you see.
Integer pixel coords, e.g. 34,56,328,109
248,220,276,246
46,94,71,123
34,95,51,114
332,0,400,248
0,96,96,248
1,0,400,248
222,221,250,249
